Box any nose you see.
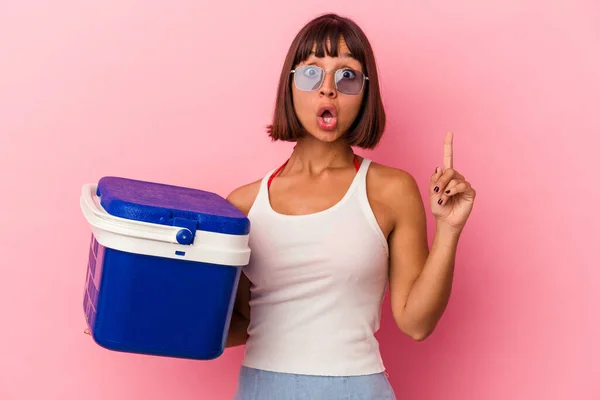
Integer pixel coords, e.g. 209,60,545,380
319,70,337,98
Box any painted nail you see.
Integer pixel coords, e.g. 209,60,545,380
445,190,451,194
434,186,439,192
438,199,443,205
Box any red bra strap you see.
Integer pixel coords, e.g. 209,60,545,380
268,155,360,189
353,155,360,171
267,159,289,190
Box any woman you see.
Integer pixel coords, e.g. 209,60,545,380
226,13,476,399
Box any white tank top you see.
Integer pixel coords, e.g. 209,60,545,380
241,158,390,376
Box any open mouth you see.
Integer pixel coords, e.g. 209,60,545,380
321,110,334,123
316,106,338,131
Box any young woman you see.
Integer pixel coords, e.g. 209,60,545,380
226,13,476,399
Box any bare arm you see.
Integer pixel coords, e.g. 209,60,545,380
224,180,261,348
226,272,251,347
388,133,475,341
387,172,460,341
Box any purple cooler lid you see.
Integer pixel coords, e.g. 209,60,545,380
96,176,249,237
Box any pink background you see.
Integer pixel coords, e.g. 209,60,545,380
1,1,598,399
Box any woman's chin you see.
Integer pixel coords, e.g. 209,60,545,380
305,127,343,143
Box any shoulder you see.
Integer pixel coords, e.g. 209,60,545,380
366,160,422,200
226,179,263,216
365,160,425,219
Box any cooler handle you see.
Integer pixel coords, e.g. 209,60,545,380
80,183,192,245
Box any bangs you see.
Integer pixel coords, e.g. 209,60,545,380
292,19,366,68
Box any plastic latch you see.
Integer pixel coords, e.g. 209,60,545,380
176,229,193,245
172,217,198,245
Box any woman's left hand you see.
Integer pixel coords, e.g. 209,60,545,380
430,132,476,232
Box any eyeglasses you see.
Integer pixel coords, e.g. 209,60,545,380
290,65,368,95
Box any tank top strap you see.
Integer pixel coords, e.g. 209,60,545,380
356,157,371,179
354,158,389,257
354,157,372,202
246,166,278,218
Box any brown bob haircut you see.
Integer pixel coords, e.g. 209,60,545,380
267,13,386,149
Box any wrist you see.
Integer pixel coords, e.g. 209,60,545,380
435,220,463,241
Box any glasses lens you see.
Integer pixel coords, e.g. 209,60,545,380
336,68,365,95
294,66,324,91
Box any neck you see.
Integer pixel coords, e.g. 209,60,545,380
289,137,355,174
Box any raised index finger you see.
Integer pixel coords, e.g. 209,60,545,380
443,131,453,170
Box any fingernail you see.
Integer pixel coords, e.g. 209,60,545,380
435,167,438,173
445,190,450,194
434,186,439,192
438,199,443,205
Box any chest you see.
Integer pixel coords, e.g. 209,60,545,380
244,212,389,290
268,171,355,216
268,173,395,239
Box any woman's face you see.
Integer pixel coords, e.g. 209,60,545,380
291,38,366,144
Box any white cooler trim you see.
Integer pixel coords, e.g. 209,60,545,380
80,183,250,266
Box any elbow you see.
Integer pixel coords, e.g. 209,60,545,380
225,333,248,348
225,311,250,348
392,303,441,342
394,316,436,342
407,329,433,342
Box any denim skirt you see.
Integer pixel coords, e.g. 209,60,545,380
233,365,397,400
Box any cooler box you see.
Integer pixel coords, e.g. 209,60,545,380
79,176,250,360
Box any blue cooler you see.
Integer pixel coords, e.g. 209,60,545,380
79,176,250,360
